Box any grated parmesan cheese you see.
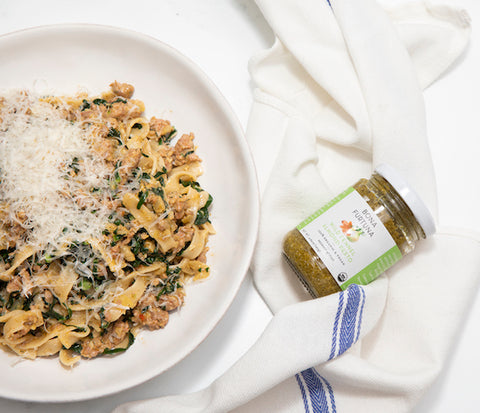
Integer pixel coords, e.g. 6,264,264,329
0,90,112,255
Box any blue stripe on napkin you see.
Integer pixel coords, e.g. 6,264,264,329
329,284,366,360
329,289,344,360
296,373,310,411
296,369,336,412
355,286,366,343
296,284,365,412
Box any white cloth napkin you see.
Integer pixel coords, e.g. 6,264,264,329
114,1,480,412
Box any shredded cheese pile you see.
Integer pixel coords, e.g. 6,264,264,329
0,91,111,253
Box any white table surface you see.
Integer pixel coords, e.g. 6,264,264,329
0,1,478,412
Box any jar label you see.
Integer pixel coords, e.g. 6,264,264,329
297,187,402,290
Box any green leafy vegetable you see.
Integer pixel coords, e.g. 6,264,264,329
93,98,108,106
136,190,149,209
107,128,123,145
194,194,213,225
80,99,91,111
180,180,203,192
78,279,92,291
158,128,177,144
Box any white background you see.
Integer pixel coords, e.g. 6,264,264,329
0,0,478,412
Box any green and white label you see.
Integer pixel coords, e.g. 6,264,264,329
298,187,402,290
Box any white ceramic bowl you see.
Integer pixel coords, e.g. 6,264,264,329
0,24,259,402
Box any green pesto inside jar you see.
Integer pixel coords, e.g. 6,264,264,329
282,171,427,299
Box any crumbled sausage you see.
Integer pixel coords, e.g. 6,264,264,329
6,275,22,293
43,289,54,304
80,336,104,359
110,81,135,99
0,210,27,249
19,268,33,296
132,293,169,330
80,320,130,359
6,268,32,295
172,133,200,167
158,294,183,311
79,104,103,121
150,117,175,139
108,100,143,121
166,192,188,221
173,226,194,253
119,148,141,181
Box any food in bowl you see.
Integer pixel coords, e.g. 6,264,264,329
0,82,214,366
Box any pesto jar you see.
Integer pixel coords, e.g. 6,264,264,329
282,164,435,298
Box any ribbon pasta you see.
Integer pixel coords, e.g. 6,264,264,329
0,82,214,365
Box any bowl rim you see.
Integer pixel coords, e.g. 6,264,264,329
0,22,260,402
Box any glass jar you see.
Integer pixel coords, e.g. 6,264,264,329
282,164,435,298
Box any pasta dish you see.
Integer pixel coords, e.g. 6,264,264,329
0,82,214,366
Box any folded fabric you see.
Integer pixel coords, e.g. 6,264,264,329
113,1,480,412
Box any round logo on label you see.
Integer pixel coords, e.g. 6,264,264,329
337,272,347,282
